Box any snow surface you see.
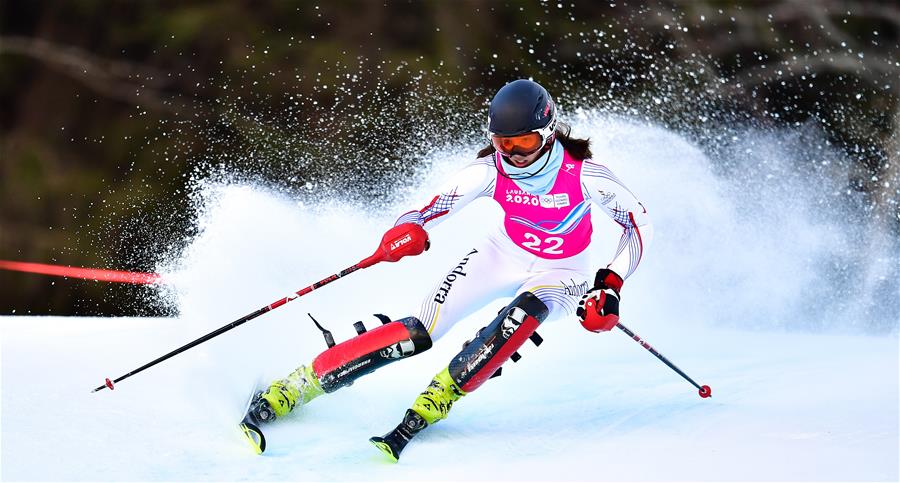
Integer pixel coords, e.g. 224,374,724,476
2,117,898,481
2,316,897,481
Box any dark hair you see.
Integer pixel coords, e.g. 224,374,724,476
477,121,592,160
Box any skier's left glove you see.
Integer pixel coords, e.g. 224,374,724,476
576,269,624,333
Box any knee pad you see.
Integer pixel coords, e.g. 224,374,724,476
312,317,432,392
448,291,549,393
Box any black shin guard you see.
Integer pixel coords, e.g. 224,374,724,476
449,291,549,392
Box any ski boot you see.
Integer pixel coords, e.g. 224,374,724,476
239,315,434,454
240,364,324,454
370,292,548,462
370,368,463,461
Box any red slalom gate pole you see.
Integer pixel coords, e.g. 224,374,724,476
91,223,429,393
616,322,712,398
0,259,163,284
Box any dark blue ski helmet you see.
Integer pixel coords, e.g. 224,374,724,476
487,79,557,137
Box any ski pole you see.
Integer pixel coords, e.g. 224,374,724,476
91,223,429,393
616,322,711,398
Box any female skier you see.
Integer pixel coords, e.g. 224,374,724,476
240,79,653,461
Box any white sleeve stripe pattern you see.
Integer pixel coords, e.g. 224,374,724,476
472,157,495,196
480,178,496,198
611,212,644,279
582,160,650,281
529,286,578,316
394,211,424,226
393,159,494,229
609,205,632,227
582,162,638,198
393,189,462,227
422,188,461,223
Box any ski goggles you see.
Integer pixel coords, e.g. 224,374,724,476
490,122,555,156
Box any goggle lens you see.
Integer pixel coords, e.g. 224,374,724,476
491,132,544,156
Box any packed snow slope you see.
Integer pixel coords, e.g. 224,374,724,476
2,316,897,481
2,117,898,481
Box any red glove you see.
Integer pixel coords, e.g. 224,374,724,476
576,269,623,332
359,223,430,268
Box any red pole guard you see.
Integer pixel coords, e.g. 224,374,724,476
0,260,164,285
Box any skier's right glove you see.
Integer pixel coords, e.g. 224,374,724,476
576,269,623,333
360,223,430,268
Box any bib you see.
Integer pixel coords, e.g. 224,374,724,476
492,151,593,259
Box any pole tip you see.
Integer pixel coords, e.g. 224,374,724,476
699,385,711,398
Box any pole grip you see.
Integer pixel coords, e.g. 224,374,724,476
360,223,429,268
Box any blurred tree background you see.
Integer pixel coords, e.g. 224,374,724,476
1,0,897,316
